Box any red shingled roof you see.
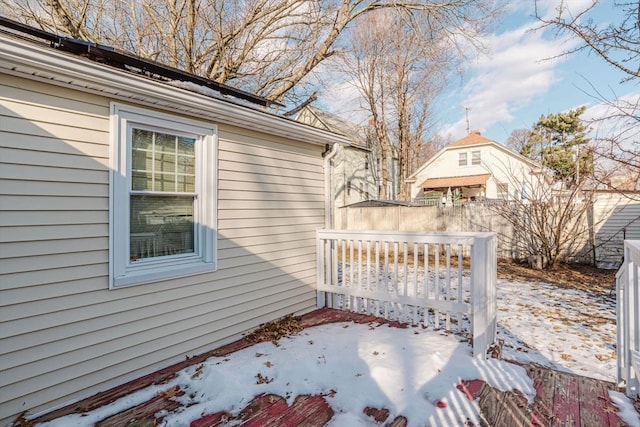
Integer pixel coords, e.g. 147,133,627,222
449,130,493,147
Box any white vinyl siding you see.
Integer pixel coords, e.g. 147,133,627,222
0,74,324,423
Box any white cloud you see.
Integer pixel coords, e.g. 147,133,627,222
534,0,596,21
582,91,640,149
440,13,581,140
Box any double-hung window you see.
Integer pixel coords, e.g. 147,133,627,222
496,182,509,200
458,152,468,166
471,150,481,165
110,104,217,288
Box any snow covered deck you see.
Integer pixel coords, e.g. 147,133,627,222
27,309,638,427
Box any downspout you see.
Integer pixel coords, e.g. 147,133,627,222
324,143,340,229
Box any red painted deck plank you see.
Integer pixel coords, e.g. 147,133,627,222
189,411,230,427
553,370,581,426
259,395,333,427
237,394,290,427
95,386,183,427
529,365,556,426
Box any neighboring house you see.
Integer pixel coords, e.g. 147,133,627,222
295,106,377,210
294,106,400,213
406,130,545,203
0,22,349,424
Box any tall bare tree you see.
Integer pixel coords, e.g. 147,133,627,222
536,0,639,80
536,0,639,193
2,0,499,105
340,7,487,199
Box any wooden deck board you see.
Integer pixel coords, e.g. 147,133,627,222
578,376,616,427
529,365,556,426
25,309,639,427
95,386,182,427
552,368,581,426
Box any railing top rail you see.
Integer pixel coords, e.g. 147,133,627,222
317,229,495,245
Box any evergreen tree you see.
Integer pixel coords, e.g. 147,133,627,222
519,106,592,183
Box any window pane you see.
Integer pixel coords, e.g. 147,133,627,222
177,155,195,175
472,151,481,165
132,129,153,150
156,132,176,152
131,128,195,194
132,171,153,191
132,148,152,171
155,152,176,174
154,173,177,192
178,136,195,154
177,174,196,192
130,195,194,261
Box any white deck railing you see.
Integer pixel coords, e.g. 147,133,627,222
317,229,497,358
617,240,640,398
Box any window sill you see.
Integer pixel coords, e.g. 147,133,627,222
111,259,216,289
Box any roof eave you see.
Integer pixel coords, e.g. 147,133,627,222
0,34,351,148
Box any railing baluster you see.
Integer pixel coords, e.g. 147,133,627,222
349,239,354,291
366,240,372,313
435,244,440,328
393,241,399,321
357,239,363,312
384,241,389,319
445,243,451,331
424,243,429,300
375,240,380,316
336,240,344,307
413,243,419,325
458,244,464,332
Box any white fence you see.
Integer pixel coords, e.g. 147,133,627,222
316,229,497,358
617,240,640,398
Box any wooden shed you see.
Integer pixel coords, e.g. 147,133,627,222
0,22,348,424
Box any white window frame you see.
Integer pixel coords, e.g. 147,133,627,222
471,150,481,165
458,152,468,166
109,103,217,288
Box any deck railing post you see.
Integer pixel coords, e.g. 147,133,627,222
617,240,640,398
316,230,326,308
471,234,497,359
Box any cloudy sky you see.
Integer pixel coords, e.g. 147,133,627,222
440,0,638,143
320,0,638,145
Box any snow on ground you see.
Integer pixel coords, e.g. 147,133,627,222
496,277,618,382
37,269,638,426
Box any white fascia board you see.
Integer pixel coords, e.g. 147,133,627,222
0,35,351,148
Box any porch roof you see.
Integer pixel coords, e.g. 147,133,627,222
420,173,491,189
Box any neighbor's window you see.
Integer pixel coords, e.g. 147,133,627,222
110,104,217,288
471,150,481,165
496,182,509,200
458,152,468,166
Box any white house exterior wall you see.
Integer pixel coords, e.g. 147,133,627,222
0,69,328,423
333,147,376,208
410,144,538,201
